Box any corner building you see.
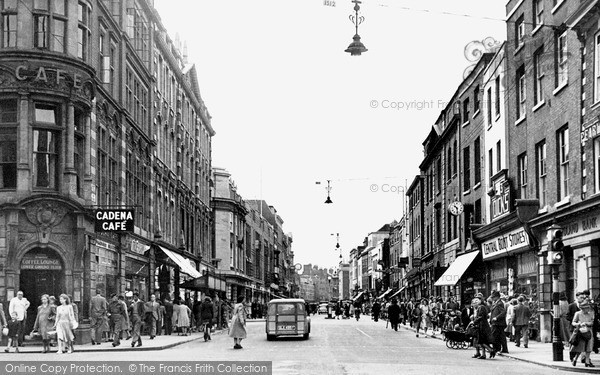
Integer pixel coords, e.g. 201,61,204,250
0,0,214,341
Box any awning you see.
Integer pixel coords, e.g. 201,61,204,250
434,251,479,287
378,288,393,299
390,286,406,299
158,246,202,278
404,268,419,280
179,273,227,292
352,291,365,301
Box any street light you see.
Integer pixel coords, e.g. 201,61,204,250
325,180,333,204
345,0,368,56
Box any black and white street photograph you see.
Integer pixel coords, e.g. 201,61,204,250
0,0,600,374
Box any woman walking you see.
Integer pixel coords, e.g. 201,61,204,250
229,296,247,349
200,297,214,341
174,299,191,336
472,295,495,360
54,294,77,354
571,300,595,367
32,295,55,353
416,298,429,338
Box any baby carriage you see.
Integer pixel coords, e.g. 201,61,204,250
443,327,472,349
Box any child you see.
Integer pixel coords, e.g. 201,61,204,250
4,314,20,353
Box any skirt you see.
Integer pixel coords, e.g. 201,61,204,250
56,320,74,342
228,316,246,339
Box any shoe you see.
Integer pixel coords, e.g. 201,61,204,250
581,358,586,364
573,358,577,367
490,351,497,359
131,343,135,348
416,334,419,338
472,354,481,358
587,363,595,368
67,349,72,354
478,356,486,360
112,342,120,347
515,344,520,347
523,344,528,348
208,336,211,341
91,340,96,345
150,336,155,340
136,342,142,347
233,344,241,349
4,349,8,353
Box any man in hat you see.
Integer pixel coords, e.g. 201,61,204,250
129,292,144,347
107,294,126,347
89,289,107,345
512,296,531,348
490,290,508,354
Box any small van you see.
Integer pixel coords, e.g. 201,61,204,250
265,298,311,340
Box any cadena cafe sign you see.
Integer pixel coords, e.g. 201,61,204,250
94,209,135,232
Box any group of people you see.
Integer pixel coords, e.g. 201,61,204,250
564,290,600,367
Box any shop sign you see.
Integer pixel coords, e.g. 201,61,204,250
21,254,62,270
560,213,600,241
490,178,511,221
15,65,84,88
130,239,150,255
94,209,135,232
482,226,530,260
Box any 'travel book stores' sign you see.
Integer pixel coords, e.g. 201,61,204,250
94,209,135,232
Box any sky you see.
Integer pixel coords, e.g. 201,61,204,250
153,0,507,269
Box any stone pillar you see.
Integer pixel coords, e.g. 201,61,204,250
84,102,93,203
63,103,76,197
16,95,29,193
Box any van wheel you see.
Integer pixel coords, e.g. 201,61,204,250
303,333,310,340
267,335,276,341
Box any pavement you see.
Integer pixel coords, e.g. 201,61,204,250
3,315,574,374
398,322,600,373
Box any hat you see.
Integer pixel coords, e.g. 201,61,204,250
580,301,591,308
125,291,133,298
474,293,484,299
490,291,500,299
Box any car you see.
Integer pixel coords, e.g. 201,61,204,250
266,298,311,341
318,303,329,314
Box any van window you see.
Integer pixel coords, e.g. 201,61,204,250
297,303,305,314
277,304,296,315
268,304,276,315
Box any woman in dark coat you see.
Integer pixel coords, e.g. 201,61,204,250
472,295,495,359
200,297,214,342
388,299,401,331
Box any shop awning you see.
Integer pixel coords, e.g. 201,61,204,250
434,251,479,287
179,273,227,292
378,288,393,299
390,286,406,299
352,291,365,301
158,246,202,278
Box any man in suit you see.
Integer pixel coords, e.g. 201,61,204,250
163,296,174,335
89,289,107,345
107,294,126,347
512,296,531,348
489,290,508,354
129,292,144,347
144,294,159,339
567,292,585,328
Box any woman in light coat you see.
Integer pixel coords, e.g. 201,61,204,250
505,299,517,342
174,300,191,336
229,296,247,349
32,294,55,353
54,294,76,354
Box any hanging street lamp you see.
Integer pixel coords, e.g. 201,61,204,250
345,0,368,56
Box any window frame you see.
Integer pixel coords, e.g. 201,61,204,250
557,126,569,200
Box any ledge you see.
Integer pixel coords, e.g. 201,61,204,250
515,116,526,126
552,0,565,14
554,195,571,209
532,100,545,113
532,24,543,36
553,81,568,97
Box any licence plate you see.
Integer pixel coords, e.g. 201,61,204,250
278,325,296,330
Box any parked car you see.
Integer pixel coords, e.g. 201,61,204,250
318,303,329,314
266,298,311,341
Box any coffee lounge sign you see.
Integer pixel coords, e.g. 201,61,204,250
21,254,62,270
482,226,530,260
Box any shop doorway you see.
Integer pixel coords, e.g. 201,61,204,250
18,249,64,333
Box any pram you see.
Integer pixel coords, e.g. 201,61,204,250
442,328,472,349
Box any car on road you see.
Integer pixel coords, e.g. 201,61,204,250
318,303,329,314
266,298,311,341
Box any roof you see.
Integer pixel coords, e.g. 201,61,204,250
268,298,306,304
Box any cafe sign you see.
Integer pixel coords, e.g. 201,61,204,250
482,226,530,260
94,209,135,232
21,254,62,270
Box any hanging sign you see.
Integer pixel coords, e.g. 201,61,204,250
94,209,135,232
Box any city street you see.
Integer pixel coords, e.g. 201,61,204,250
12,316,565,375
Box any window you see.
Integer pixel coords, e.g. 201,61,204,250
533,0,543,29
558,127,569,200
495,76,501,116
496,140,502,171
0,99,17,189
534,46,544,105
556,31,568,87
473,86,480,113
453,139,458,177
2,13,16,48
488,149,494,179
463,98,470,123
436,157,441,192
127,3,150,66
474,137,481,184
518,153,528,198
595,33,600,102
447,145,452,180
517,66,526,119
516,15,525,48
77,2,91,61
33,129,58,189
435,207,441,245
487,87,492,126
595,137,600,193
34,15,49,49
51,18,65,52
463,146,470,191
536,141,547,207
474,199,482,224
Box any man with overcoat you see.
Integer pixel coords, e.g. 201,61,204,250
489,290,508,354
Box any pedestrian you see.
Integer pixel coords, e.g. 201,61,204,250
413,300,424,337
567,292,585,329
388,299,401,331
48,296,58,347
118,295,130,340
472,294,495,359
174,299,191,336
32,294,55,353
416,298,431,338
89,289,107,345
107,294,125,347
461,302,474,330
372,300,381,322
353,301,361,321
558,292,572,344
8,290,30,347
251,300,258,319
229,296,247,349
54,294,77,354
0,299,7,346
489,290,508,355
157,300,165,336
335,303,342,320
163,296,174,336
193,298,202,332
512,295,531,349
505,298,517,342
144,294,159,339
200,297,214,342
129,292,144,347
4,313,20,353
570,300,595,367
